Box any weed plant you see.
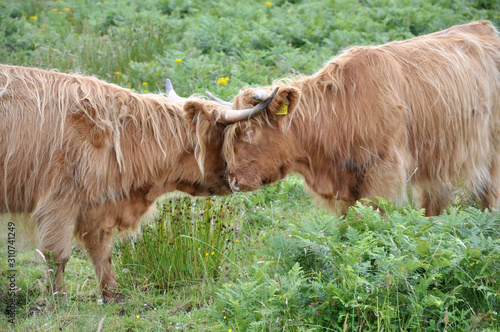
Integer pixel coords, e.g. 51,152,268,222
116,196,240,290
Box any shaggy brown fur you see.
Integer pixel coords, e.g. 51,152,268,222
0,64,229,300
188,21,500,216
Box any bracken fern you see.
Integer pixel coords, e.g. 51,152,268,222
213,200,500,331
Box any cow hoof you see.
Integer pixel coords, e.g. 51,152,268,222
102,291,127,304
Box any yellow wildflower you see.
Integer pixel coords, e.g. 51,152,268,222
217,77,229,85
470,262,475,267
211,251,214,255
205,252,209,257
136,315,140,318
127,84,131,88
115,71,122,75
29,16,38,20
144,90,149,93
64,8,70,11
264,1,273,6
175,59,182,63
51,8,57,12
235,239,239,243
142,82,148,86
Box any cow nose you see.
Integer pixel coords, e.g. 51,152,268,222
229,176,240,192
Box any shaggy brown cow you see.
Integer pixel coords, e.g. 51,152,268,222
0,64,236,301
187,20,500,216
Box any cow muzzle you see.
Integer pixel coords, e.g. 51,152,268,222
229,176,240,192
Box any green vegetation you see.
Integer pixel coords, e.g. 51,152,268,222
212,200,500,331
1,0,499,97
1,0,499,331
117,197,240,290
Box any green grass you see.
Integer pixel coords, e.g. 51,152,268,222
116,196,240,290
1,0,498,97
1,0,500,331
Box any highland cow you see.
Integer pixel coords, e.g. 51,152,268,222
0,65,241,300
187,21,500,216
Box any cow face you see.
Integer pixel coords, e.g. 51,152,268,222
224,86,301,191
179,99,230,195
166,80,231,195
185,86,301,192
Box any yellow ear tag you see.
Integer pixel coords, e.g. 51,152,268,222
276,103,288,115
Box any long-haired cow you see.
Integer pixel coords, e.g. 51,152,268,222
0,65,235,300
188,21,500,216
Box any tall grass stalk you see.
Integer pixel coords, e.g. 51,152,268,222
116,196,238,290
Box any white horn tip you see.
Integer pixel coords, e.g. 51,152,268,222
252,89,268,101
165,79,173,91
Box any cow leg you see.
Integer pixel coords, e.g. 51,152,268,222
77,204,125,302
81,226,123,302
477,186,498,212
34,201,79,297
477,157,500,211
357,155,407,211
476,177,499,212
419,183,451,217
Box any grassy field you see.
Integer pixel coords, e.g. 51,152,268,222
1,0,500,331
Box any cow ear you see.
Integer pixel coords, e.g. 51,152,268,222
183,99,221,142
183,99,213,128
268,86,301,118
183,99,204,125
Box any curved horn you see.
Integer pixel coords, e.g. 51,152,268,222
251,89,268,102
219,87,279,124
205,91,233,107
165,79,186,104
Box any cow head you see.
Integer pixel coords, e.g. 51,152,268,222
182,99,230,195
184,84,301,192
165,80,230,196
